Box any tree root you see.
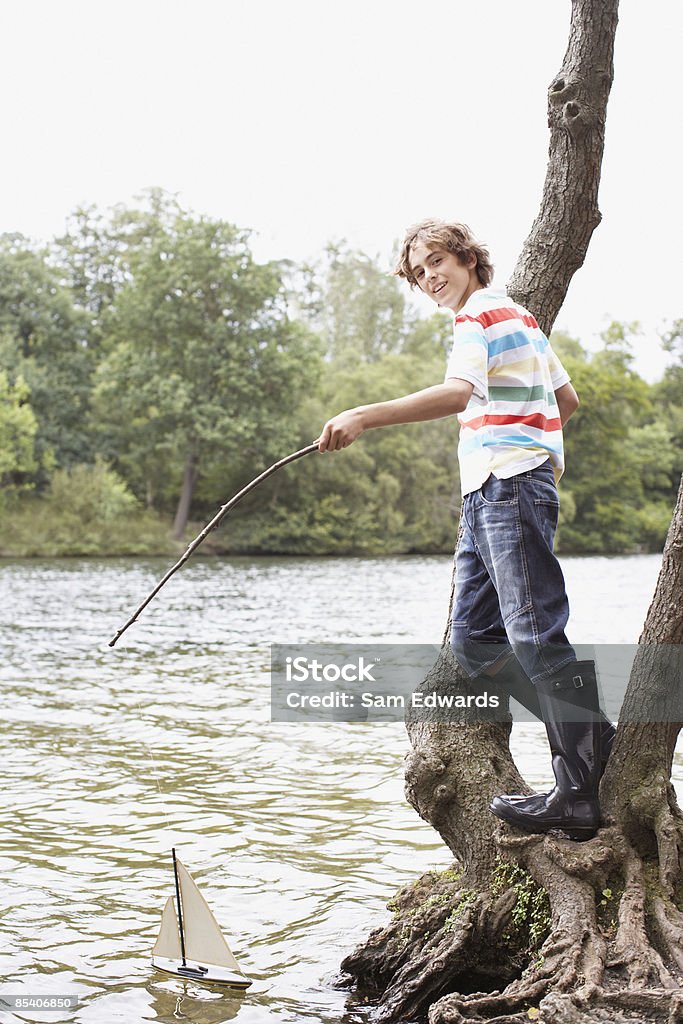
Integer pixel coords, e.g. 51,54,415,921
429,982,683,1024
609,845,679,990
340,866,527,1023
653,791,683,898
653,900,683,975
342,826,683,1024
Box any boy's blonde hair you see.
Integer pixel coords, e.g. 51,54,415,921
394,219,494,289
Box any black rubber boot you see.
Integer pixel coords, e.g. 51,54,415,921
486,655,542,719
482,656,614,775
501,715,614,813
489,660,602,841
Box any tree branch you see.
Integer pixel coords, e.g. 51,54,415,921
507,0,619,335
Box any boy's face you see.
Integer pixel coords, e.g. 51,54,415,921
409,241,482,312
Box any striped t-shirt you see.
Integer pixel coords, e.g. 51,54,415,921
444,288,570,497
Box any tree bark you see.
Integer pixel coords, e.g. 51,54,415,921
338,2,683,1021
507,0,619,338
172,450,199,540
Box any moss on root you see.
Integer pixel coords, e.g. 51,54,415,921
491,857,551,951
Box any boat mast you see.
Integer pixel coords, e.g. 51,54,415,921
172,848,187,966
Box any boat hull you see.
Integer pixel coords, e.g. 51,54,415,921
152,955,252,990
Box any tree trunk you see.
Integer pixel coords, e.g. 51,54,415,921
172,451,199,540
506,0,619,338
340,485,683,1023
337,1,683,1020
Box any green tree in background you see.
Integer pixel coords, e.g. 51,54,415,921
552,322,677,552
54,205,130,352
0,234,92,478
296,243,411,364
653,317,683,491
0,197,678,558
91,191,321,537
221,246,461,554
0,371,38,497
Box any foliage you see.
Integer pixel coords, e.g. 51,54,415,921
0,459,171,557
0,371,39,495
443,890,477,932
295,242,413,364
491,858,551,951
552,324,679,553
0,199,679,557
652,318,683,497
206,320,460,554
0,235,92,478
87,191,321,534
49,458,138,523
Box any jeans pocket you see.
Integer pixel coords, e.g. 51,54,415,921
533,495,560,540
532,483,560,511
479,474,518,506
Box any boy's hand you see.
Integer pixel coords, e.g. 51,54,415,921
318,409,365,452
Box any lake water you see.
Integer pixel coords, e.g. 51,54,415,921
0,553,677,1024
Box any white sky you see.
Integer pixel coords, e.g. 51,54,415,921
1,0,681,380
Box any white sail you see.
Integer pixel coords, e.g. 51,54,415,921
176,858,241,971
152,896,182,959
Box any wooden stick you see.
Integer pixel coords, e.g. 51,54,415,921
108,442,320,647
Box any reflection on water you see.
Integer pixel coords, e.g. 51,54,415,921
0,553,674,1023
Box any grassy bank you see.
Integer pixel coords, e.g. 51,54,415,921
0,460,668,559
0,498,459,558
0,498,174,558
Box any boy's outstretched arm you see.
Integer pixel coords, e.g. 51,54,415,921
318,378,474,452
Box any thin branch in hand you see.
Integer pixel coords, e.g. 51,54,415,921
108,442,320,647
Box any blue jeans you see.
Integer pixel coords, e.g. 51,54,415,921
451,461,575,685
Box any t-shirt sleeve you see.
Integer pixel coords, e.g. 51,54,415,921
546,344,571,390
444,315,488,400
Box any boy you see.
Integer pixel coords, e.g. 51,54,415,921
318,219,614,842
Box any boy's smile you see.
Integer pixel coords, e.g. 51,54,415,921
409,242,482,312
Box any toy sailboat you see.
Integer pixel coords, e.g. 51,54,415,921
152,849,252,990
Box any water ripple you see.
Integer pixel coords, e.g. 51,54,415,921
0,553,674,1023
